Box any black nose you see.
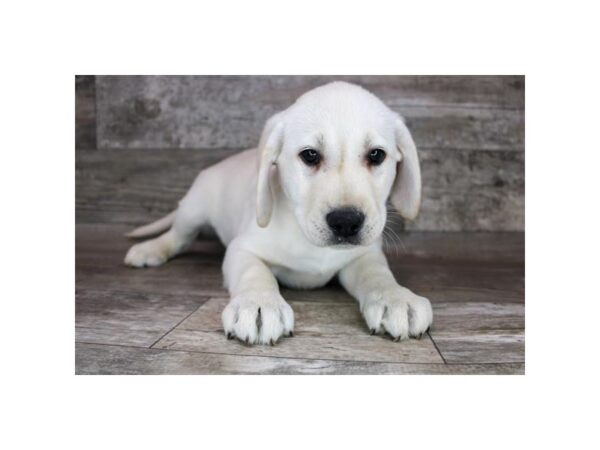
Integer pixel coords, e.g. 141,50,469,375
326,208,365,238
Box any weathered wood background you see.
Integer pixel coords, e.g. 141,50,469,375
76,75,524,231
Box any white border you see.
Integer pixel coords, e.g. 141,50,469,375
2,1,599,448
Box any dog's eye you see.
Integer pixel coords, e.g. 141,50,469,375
367,148,386,165
299,149,321,166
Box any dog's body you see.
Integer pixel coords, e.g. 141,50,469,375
125,82,433,345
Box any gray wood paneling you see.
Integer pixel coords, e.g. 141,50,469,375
76,327,160,347
76,148,236,226
76,343,525,375
383,231,524,264
432,330,525,364
76,147,524,231
75,75,96,149
413,149,524,230
155,329,443,364
430,301,525,363
392,262,524,304
95,75,524,151
75,288,208,346
76,224,227,298
431,302,524,332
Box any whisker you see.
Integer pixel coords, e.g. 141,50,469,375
381,229,392,255
386,225,406,253
383,229,398,256
383,225,401,257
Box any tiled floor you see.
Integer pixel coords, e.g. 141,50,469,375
75,224,524,374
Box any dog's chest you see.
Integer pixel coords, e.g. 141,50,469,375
264,242,366,289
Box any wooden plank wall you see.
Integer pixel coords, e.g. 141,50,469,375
76,75,524,231
75,75,96,149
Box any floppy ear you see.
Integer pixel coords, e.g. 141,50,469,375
390,116,422,221
256,112,285,227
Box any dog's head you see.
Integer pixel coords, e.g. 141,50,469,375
256,82,421,247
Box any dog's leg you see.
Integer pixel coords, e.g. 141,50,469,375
338,247,432,340
221,244,294,345
124,188,208,268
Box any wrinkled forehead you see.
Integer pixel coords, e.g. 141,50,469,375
282,109,396,153
282,89,396,150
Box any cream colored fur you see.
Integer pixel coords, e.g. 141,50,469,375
124,82,433,345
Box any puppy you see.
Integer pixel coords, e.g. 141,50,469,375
124,81,433,345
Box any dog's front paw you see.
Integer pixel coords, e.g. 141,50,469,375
361,288,433,341
221,291,294,345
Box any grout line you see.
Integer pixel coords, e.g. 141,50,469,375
148,305,204,349
428,331,448,364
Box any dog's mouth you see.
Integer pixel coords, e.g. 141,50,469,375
327,234,363,247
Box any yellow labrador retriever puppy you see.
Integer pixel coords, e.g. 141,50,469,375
125,81,433,345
